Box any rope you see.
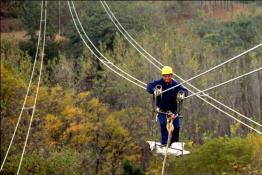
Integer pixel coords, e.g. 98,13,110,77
101,1,262,133
67,1,146,90
16,1,47,174
151,95,160,150
160,43,262,95
70,1,147,87
0,1,44,171
151,95,156,140
177,100,184,157
161,117,174,175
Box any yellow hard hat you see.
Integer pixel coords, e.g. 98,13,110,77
161,66,173,75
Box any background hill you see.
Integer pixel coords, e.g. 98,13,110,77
1,1,262,174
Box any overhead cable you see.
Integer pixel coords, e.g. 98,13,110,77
17,1,47,174
68,1,146,90
186,67,262,99
101,1,262,133
0,1,44,171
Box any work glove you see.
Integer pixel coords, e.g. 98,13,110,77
176,90,185,101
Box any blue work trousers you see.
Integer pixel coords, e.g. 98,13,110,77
158,113,180,145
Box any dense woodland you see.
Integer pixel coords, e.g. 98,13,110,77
1,1,262,174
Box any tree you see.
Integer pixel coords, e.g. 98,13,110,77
167,136,261,175
123,160,145,175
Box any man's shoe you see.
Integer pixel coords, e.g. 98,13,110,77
161,144,167,148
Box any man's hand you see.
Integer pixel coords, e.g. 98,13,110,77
167,111,177,119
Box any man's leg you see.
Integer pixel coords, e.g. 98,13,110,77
158,114,168,145
170,117,180,144
171,127,180,144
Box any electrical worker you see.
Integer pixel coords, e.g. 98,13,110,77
147,66,189,146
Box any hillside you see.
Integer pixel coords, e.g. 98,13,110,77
1,1,262,175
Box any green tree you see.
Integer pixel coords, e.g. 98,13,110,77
167,136,261,175
123,160,145,175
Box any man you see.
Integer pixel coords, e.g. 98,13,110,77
147,66,188,146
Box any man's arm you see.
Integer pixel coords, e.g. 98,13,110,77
147,80,160,94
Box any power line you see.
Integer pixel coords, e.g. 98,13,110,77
194,93,262,134
173,73,262,134
101,1,164,68
101,0,262,129
0,1,44,171
70,1,146,88
186,67,262,99
68,1,146,90
17,1,47,174
100,1,162,71
175,72,262,131
160,43,262,95
101,1,262,133
185,67,262,127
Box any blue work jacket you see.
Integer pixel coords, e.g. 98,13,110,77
147,78,189,113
